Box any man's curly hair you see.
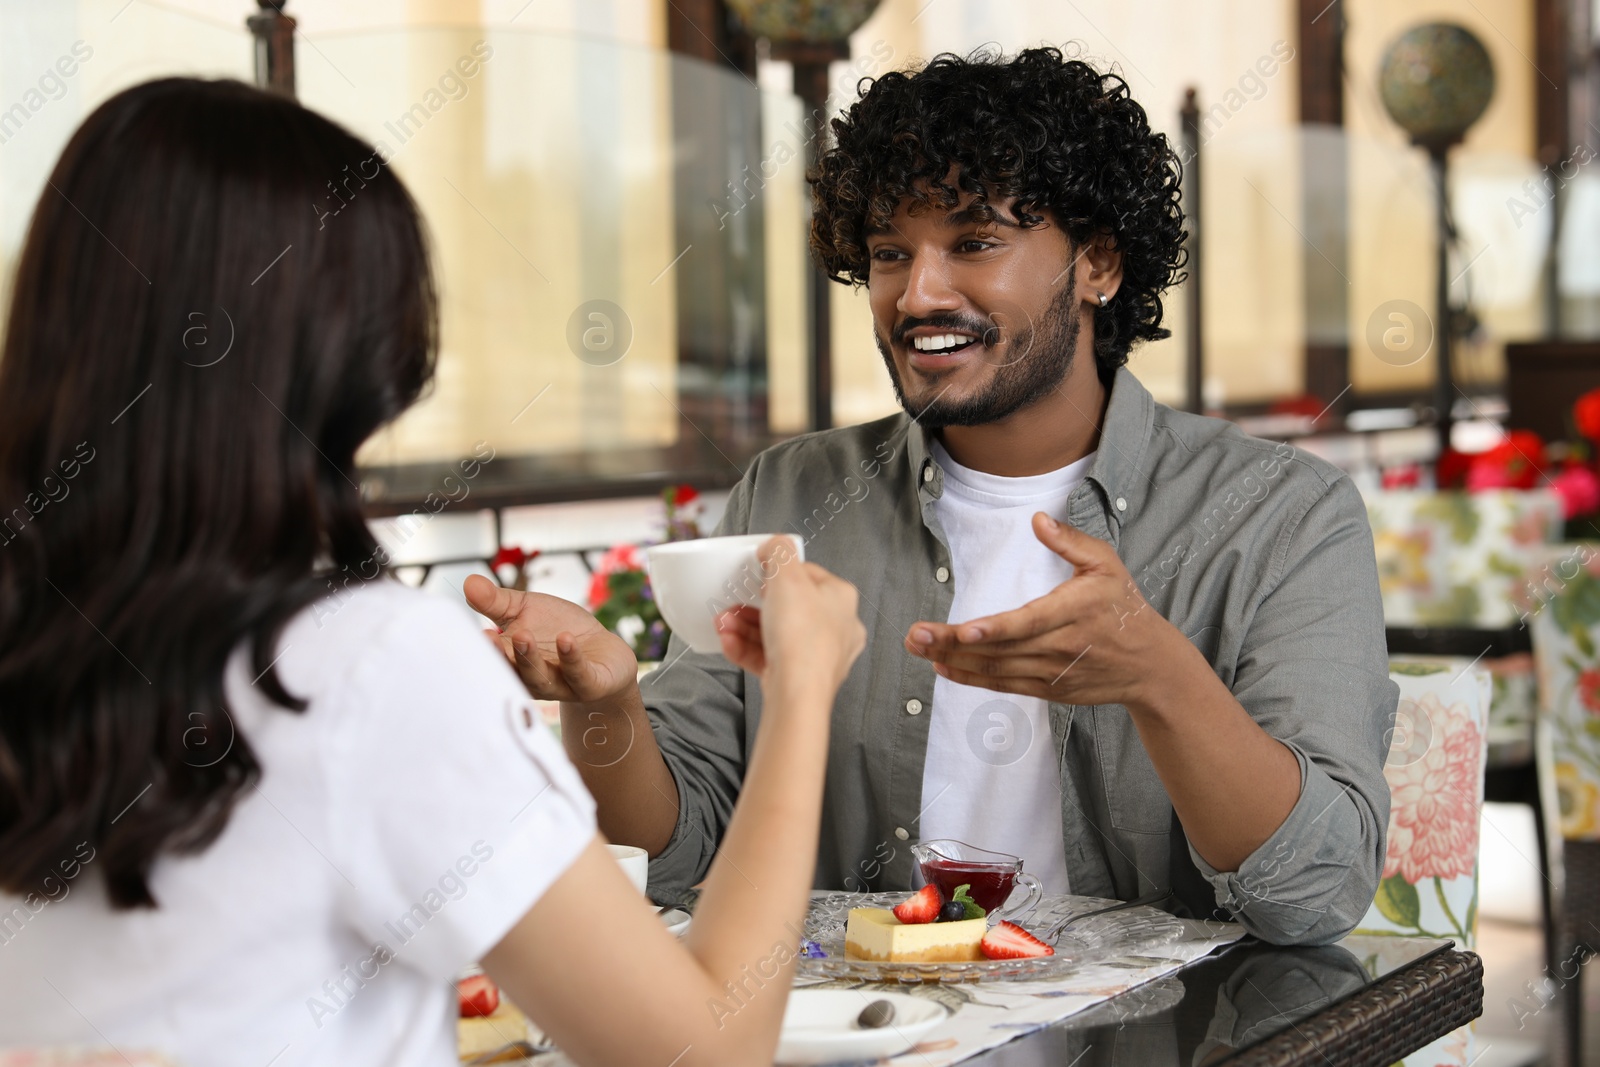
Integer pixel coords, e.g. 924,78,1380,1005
810,46,1187,378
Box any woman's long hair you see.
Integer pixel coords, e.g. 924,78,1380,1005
0,78,437,908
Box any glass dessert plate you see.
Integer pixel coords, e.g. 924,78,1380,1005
797,892,1186,983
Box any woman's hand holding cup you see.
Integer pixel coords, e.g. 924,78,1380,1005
715,536,864,702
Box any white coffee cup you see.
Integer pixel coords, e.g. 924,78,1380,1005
606,843,649,896
645,533,805,654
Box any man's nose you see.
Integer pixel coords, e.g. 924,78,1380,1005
897,253,963,319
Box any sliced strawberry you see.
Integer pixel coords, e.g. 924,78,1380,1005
891,884,942,925
458,973,501,1017
979,920,1055,960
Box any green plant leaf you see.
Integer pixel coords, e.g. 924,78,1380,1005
1390,661,1451,676
1373,875,1421,928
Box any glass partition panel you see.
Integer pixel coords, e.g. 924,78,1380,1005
1,16,796,512
295,27,781,509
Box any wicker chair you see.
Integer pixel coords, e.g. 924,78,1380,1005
1526,543,1600,1067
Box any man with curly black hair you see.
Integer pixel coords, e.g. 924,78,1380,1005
475,47,1396,947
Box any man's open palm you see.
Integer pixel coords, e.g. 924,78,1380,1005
463,574,637,703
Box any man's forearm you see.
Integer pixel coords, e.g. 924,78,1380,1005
1126,634,1301,873
560,684,680,855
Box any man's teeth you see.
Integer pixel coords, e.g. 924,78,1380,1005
911,333,976,352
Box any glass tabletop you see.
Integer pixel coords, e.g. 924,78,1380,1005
959,933,1455,1066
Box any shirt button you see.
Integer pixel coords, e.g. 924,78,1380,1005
1116,497,1127,511
894,827,910,841
922,464,935,483
905,698,923,715
935,566,950,583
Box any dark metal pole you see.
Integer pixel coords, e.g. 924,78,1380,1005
1179,88,1203,415
1431,149,1454,454
247,0,296,98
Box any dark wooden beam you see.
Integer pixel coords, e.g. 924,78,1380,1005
1533,0,1571,164
1180,88,1203,415
247,0,295,98
1297,0,1349,410
666,0,756,76
772,39,849,431
1298,0,1343,126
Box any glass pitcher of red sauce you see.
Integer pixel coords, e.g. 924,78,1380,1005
910,839,1045,921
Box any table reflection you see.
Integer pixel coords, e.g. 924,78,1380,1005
968,936,1449,1066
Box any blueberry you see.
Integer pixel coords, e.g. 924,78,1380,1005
937,900,967,923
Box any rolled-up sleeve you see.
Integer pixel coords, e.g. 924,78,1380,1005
642,466,759,903
1193,475,1398,945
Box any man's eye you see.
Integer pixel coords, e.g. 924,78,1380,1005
958,239,994,253
871,247,906,262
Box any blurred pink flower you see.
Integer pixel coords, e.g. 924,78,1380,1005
587,543,645,610
1550,465,1600,520
1383,693,1482,884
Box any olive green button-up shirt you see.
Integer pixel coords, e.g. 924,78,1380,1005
642,368,1397,946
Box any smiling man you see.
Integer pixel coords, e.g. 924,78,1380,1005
466,47,1398,945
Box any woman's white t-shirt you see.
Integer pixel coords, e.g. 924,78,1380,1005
0,581,597,1067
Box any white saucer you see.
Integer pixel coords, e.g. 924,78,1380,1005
775,989,948,1065
658,907,691,936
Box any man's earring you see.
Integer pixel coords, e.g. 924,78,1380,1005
1096,291,1110,308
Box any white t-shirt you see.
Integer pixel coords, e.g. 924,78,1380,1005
919,442,1096,898
0,581,596,1067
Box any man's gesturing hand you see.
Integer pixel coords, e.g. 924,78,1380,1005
463,574,638,704
904,513,1189,709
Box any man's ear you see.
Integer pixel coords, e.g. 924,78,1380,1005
1076,231,1124,306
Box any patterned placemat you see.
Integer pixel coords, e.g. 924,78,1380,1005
491,917,1242,1066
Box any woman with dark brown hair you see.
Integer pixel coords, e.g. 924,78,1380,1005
0,78,862,1067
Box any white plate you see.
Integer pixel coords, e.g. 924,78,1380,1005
658,907,692,936
775,989,947,1065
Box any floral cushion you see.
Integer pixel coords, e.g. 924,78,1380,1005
1484,653,1537,747
1525,543,1600,840
1359,658,1491,947
1365,489,1564,628
1353,658,1491,1067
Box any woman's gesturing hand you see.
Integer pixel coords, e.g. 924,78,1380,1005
715,537,865,698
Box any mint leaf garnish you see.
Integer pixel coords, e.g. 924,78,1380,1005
952,884,985,920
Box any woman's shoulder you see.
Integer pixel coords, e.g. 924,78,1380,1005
252,577,509,714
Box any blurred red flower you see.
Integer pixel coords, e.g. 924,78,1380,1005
1381,464,1421,489
1580,668,1600,715
1575,388,1600,443
491,546,537,570
1464,430,1547,491
671,484,700,507
1435,448,1473,489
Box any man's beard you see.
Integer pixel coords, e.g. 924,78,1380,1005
874,278,1081,429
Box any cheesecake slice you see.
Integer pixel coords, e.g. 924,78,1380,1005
843,907,986,962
